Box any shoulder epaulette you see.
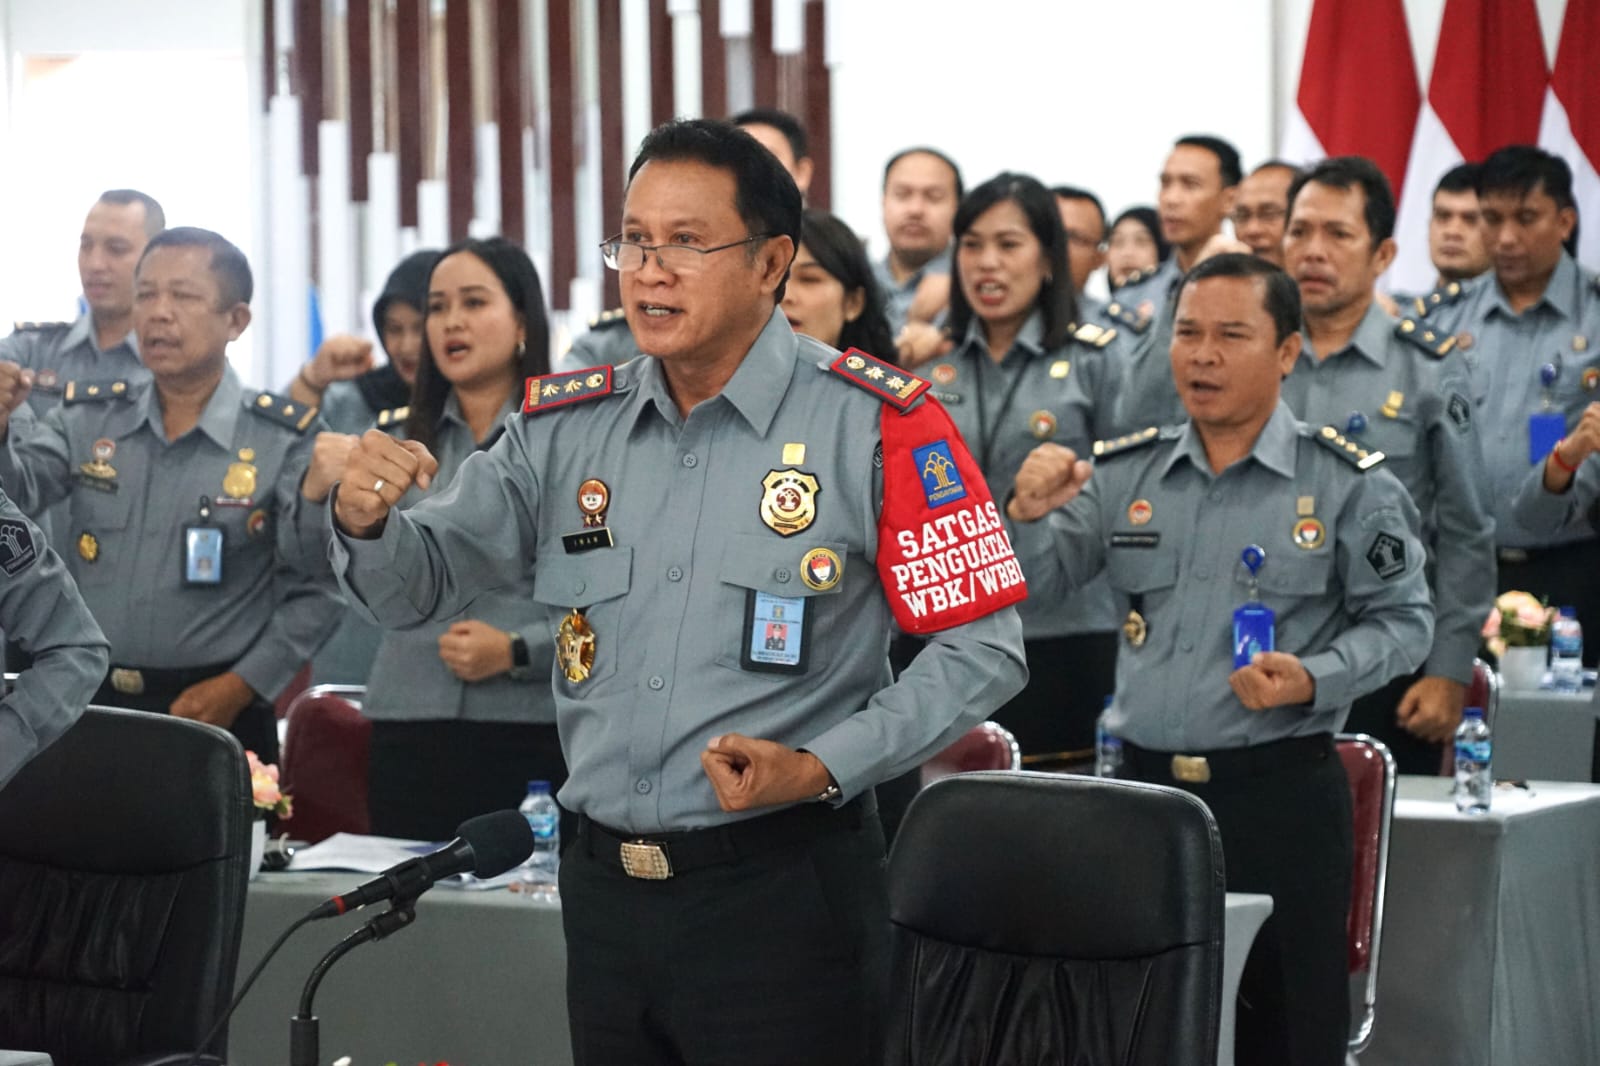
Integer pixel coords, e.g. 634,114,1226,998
587,308,628,331
1395,317,1457,359
375,405,410,430
1410,280,1467,319
1091,425,1168,459
1071,322,1118,349
62,379,133,405
1101,300,1152,335
248,390,318,432
12,321,69,334
826,348,929,410
1312,425,1385,470
523,366,615,415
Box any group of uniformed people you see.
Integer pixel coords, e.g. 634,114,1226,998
2,110,1599,1066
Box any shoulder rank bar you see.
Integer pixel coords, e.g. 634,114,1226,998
1314,425,1385,470
1102,301,1152,334
524,366,614,415
63,379,133,405
1410,280,1467,319
1395,317,1457,358
376,405,410,429
828,348,929,410
1092,425,1166,459
249,391,318,432
12,321,69,334
587,308,628,331
1072,322,1118,349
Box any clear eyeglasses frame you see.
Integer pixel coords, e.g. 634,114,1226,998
599,233,775,274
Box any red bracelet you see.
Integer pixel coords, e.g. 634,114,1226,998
1551,440,1580,474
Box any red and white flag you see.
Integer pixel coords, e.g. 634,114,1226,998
1538,1,1600,270
1389,0,1549,293
1281,0,1422,196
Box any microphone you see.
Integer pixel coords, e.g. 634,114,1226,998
308,809,534,919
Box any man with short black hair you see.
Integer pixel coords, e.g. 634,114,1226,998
1052,184,1109,297
876,145,964,333
1428,163,1491,286
731,107,813,197
1233,160,1302,266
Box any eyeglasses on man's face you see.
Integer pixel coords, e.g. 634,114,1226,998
600,234,774,274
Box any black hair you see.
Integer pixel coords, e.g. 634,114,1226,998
1287,155,1397,245
1435,162,1481,197
1180,252,1301,345
98,189,166,237
137,226,252,306
1478,145,1579,255
797,208,896,362
1108,206,1172,278
730,107,808,160
372,249,442,342
947,172,1079,350
404,236,550,451
1250,159,1304,181
1175,134,1243,188
882,146,965,201
629,118,801,301
1050,184,1108,238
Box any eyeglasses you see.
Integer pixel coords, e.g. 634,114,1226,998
600,234,774,274
1231,206,1286,226
1063,229,1108,253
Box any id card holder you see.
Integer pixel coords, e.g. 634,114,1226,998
1529,410,1566,465
1232,603,1275,669
184,495,224,586
740,590,812,674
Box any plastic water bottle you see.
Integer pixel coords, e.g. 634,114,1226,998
518,780,560,898
1095,698,1123,778
1551,606,1584,692
1453,707,1492,815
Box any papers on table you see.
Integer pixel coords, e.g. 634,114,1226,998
285,832,524,890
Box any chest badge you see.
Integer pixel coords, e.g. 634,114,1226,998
221,448,258,504
760,469,820,537
563,478,616,553
1293,516,1326,550
1049,360,1071,380
1584,367,1600,392
1127,499,1153,526
932,364,956,385
800,547,843,591
1028,410,1058,439
1123,609,1148,648
557,608,596,683
78,532,99,563
80,438,118,482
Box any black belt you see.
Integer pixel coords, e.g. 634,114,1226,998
1122,733,1334,785
579,795,871,881
103,661,236,698
1497,540,1600,566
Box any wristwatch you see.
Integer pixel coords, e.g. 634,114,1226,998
510,633,530,670
815,779,841,803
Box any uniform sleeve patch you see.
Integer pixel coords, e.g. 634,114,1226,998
1366,532,1407,580
0,518,37,575
912,440,969,508
1447,392,1472,430
827,349,930,410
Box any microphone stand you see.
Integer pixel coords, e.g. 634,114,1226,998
289,895,420,1066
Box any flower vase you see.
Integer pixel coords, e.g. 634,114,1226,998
1499,645,1548,692
249,819,267,881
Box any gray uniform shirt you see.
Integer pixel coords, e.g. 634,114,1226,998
0,366,339,698
1105,258,1189,433
874,249,951,335
563,313,640,373
0,488,110,790
1511,451,1600,538
1281,301,1495,684
924,312,1119,637
1428,254,1600,547
1009,401,1433,751
333,308,1027,832
358,393,557,724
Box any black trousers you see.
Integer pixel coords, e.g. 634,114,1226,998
1499,539,1600,666
367,719,568,842
1346,666,1444,776
1123,736,1353,1066
561,801,890,1066
92,675,280,765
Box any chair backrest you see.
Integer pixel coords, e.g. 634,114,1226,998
0,706,252,1066
279,685,371,845
1336,733,1396,1054
919,721,1021,788
886,772,1225,1065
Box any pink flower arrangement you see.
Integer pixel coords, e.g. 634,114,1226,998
247,750,293,820
1481,590,1554,658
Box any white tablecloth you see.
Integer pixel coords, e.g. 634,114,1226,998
1494,687,1597,782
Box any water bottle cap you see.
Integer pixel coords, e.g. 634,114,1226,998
1463,706,1484,719
1102,694,1114,709
526,780,551,793
1560,605,1578,618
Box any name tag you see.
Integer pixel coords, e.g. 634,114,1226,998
1529,411,1565,465
562,528,614,554
1232,603,1274,669
740,590,811,674
1111,532,1160,548
184,525,224,585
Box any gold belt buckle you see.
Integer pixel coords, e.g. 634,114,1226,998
1171,754,1212,784
110,668,145,695
619,840,673,880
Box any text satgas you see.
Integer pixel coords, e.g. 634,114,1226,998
888,501,1025,617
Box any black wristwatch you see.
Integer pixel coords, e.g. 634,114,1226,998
510,633,530,670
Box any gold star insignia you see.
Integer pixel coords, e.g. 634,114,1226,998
864,366,885,380
887,376,906,389
542,383,560,397
564,380,583,393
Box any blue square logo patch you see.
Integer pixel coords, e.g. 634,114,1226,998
912,440,968,508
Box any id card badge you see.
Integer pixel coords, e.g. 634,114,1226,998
1529,410,1566,465
740,590,812,674
1232,603,1276,669
184,495,224,586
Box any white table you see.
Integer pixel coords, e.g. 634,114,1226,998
1363,777,1600,1066
0,1054,52,1066
1494,687,1598,782
232,874,1272,1066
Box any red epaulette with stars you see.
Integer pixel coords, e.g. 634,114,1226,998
826,348,930,411
523,367,614,415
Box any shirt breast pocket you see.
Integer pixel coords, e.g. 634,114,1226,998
714,532,849,677
1105,544,1179,596
70,482,133,582
531,547,633,689
1255,552,1333,601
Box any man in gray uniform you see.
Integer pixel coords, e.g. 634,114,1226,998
1281,156,1494,774
0,228,338,764
329,119,1027,1065
1007,254,1431,1066
0,491,110,791
1419,145,1600,661
875,146,963,334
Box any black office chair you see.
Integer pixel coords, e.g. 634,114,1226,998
886,771,1225,1065
0,706,253,1066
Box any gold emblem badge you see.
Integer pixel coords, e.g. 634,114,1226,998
78,532,98,562
845,354,867,371
800,547,844,591
79,438,117,481
1575,335,1589,353
760,469,820,537
1380,391,1404,419
932,364,957,385
1127,499,1153,526
557,608,596,683
1123,609,1147,648
577,478,610,527
1029,410,1057,439
1049,360,1071,380
222,454,258,501
1293,517,1326,550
